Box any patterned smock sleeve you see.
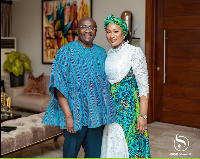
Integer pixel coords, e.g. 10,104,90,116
49,46,71,99
131,47,149,98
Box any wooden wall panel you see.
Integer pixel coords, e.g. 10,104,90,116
167,30,200,43
167,57,200,71
164,16,200,30
166,70,200,85
163,84,200,100
163,97,200,114
164,0,200,4
167,44,200,58
161,110,200,128
164,1,200,17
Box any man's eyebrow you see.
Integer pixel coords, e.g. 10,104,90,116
81,25,96,27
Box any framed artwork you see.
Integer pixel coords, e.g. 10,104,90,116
42,0,92,64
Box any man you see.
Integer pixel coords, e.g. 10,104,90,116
42,17,117,158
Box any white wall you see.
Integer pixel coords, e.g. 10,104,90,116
93,0,146,52
12,0,51,81
12,0,145,81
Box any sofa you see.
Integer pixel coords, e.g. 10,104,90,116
8,76,51,112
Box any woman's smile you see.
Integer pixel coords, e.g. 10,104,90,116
106,23,125,49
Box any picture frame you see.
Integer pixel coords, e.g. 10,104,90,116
42,0,92,64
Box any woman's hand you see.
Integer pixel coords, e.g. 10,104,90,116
137,116,147,135
66,115,76,133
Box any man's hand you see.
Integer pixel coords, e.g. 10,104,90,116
66,115,76,133
55,88,76,133
137,116,147,135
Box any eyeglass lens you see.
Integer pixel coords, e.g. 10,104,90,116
79,26,96,31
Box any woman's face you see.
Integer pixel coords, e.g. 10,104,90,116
106,23,125,49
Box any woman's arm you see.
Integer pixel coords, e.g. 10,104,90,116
131,47,149,135
137,94,149,134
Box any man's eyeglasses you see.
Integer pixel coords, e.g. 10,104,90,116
79,25,97,31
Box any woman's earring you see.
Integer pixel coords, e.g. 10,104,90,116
123,36,125,39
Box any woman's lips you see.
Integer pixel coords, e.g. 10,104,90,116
110,39,117,43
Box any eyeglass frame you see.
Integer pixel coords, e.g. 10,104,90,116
78,25,97,31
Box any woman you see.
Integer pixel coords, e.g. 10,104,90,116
101,14,151,158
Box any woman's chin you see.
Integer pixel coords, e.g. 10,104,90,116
110,43,117,47
111,44,120,49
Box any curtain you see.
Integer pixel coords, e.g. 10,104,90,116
1,1,12,37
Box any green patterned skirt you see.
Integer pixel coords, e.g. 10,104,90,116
110,69,151,158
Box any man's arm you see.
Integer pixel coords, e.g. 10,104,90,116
55,88,76,133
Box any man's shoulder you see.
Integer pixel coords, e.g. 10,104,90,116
93,44,106,52
59,41,77,53
62,41,76,48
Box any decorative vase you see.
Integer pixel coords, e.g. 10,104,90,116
121,11,133,37
10,72,24,87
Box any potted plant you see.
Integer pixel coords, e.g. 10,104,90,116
3,51,33,87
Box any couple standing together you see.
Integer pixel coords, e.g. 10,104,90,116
42,14,150,158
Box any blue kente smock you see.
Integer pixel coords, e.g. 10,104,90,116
42,40,117,131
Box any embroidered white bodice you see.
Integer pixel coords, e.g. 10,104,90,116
105,42,149,98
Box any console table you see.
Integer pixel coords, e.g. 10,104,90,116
132,37,140,47
1,113,22,122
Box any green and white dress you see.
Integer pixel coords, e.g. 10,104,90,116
101,42,151,158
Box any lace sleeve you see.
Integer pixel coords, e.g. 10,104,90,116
131,47,149,98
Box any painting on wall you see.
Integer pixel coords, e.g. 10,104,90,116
42,0,92,64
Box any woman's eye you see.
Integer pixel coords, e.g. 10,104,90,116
106,31,111,33
114,31,119,33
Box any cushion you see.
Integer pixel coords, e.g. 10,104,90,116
24,73,46,96
12,94,51,112
45,75,51,96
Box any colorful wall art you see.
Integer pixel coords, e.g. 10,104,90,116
42,0,91,64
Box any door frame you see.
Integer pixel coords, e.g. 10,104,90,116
145,0,162,123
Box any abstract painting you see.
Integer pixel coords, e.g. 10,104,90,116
42,0,92,64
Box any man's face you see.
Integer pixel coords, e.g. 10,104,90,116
77,18,97,47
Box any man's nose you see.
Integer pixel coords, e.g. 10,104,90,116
85,27,91,32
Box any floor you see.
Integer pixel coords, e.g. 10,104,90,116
2,107,200,158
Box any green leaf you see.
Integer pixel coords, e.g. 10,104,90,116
8,54,17,63
3,59,10,71
22,53,30,59
14,59,21,68
19,56,26,62
19,64,24,75
6,54,12,58
8,63,14,72
21,53,26,56
15,51,21,56
23,61,31,70
12,67,20,77
28,66,33,73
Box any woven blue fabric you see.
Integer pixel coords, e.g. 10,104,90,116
42,41,117,131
